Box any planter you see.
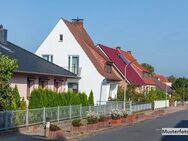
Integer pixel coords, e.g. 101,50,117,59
111,118,122,126
48,130,64,139
87,123,99,131
99,119,111,128
127,115,137,122
121,118,127,123
71,126,82,133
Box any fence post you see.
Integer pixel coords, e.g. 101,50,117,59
69,105,72,120
43,107,46,124
4,110,8,130
26,108,29,127
89,105,91,112
57,106,60,122
80,104,82,118
129,102,132,114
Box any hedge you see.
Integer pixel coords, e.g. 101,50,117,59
29,88,90,109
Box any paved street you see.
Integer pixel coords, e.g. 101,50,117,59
79,109,188,141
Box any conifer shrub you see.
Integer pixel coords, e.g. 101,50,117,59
29,88,89,109
88,90,94,106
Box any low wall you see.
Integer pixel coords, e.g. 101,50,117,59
154,100,169,109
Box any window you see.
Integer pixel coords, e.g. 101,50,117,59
68,82,78,92
42,54,53,62
39,78,48,88
27,77,35,99
59,34,63,42
68,56,79,75
104,62,112,73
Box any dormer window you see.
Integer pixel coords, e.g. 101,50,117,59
59,34,63,42
105,62,112,73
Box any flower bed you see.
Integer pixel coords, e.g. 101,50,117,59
127,114,138,122
48,124,64,139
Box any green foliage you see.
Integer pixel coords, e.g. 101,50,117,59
145,89,166,102
141,63,155,74
172,77,188,101
0,55,18,110
20,97,27,110
29,88,89,109
117,85,137,101
88,90,94,106
117,85,167,103
72,119,82,127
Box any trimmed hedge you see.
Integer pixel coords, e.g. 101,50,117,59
29,88,90,109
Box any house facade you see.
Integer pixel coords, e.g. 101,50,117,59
0,25,79,101
35,18,120,103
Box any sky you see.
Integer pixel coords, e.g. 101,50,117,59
0,0,188,77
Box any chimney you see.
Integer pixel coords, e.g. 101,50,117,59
115,46,121,50
72,17,84,28
127,51,131,54
0,25,7,43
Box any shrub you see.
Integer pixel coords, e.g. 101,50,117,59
111,109,123,120
99,115,108,122
86,111,99,124
29,88,89,109
72,119,82,127
122,110,128,118
20,97,27,110
88,90,94,106
50,124,61,131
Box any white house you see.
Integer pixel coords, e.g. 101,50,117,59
35,18,120,104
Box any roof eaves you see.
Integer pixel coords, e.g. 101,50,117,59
13,70,80,79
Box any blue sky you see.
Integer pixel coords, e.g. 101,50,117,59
0,0,188,77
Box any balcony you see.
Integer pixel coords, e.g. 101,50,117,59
63,66,82,77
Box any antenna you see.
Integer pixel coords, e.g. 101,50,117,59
72,17,84,22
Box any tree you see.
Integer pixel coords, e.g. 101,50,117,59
168,75,177,84
141,63,155,74
88,90,94,106
0,55,18,110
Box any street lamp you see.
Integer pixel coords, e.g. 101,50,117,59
165,84,168,108
124,59,137,110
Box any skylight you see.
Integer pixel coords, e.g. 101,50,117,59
118,54,129,64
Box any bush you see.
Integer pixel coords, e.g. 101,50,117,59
50,124,61,131
111,109,123,120
122,110,128,118
72,119,82,127
99,115,108,122
29,88,89,109
86,111,99,124
88,90,94,106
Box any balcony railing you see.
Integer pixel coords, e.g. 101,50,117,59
63,66,82,76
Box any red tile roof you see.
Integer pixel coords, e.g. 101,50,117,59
154,74,170,83
62,19,120,81
119,50,149,73
98,44,155,86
